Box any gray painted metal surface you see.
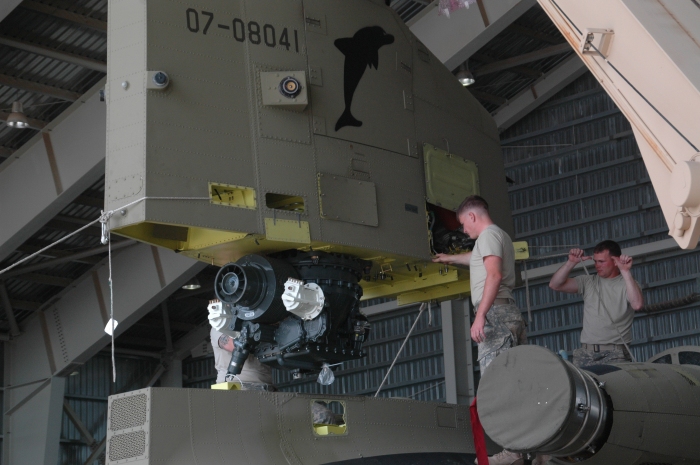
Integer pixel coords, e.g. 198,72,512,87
104,387,477,465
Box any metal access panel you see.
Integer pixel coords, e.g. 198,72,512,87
424,143,480,211
318,173,378,226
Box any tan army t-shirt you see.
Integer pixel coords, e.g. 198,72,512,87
575,274,636,344
470,224,515,307
210,328,274,385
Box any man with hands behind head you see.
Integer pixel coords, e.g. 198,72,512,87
549,240,643,367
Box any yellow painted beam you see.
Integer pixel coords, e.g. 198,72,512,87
397,279,471,306
361,270,460,300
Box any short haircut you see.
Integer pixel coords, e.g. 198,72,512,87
593,240,621,257
457,195,489,217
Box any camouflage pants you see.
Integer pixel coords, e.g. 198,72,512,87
477,303,527,374
572,346,631,368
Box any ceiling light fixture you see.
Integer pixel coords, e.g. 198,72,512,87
456,63,475,87
182,277,201,290
6,101,29,128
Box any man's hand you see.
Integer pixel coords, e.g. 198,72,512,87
568,248,591,263
471,314,486,343
432,253,455,264
432,251,472,266
613,254,633,272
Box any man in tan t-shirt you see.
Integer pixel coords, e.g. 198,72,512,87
434,195,530,465
433,195,526,374
549,240,644,367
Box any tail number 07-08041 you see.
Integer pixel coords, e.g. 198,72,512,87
186,9,300,53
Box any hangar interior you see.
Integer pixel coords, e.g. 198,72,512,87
0,0,698,464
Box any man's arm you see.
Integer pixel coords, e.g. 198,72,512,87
432,251,472,266
471,255,502,344
613,255,644,310
549,249,587,294
218,333,235,352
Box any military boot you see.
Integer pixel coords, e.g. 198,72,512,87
474,449,523,465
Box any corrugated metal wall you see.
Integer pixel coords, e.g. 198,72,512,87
182,354,217,389
181,303,447,402
503,72,700,366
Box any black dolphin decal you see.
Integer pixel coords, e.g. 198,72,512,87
334,26,395,131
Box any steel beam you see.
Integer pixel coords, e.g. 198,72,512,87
471,52,542,78
138,317,196,333
161,303,173,353
0,73,81,101
16,244,102,264
73,195,104,208
440,299,475,405
0,80,106,264
473,43,571,76
19,1,107,32
492,56,589,129
172,322,211,361
3,243,205,465
82,438,106,465
0,37,107,73
469,89,508,105
1,240,136,278
62,400,96,446
0,0,23,23
10,273,73,287
0,146,14,159
2,374,65,465
161,319,212,387
408,0,537,69
0,282,20,336
100,347,162,359
145,364,167,388
507,23,561,44
117,336,167,349
7,299,40,312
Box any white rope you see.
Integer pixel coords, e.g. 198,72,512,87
0,195,210,278
374,302,426,397
108,231,116,382
408,380,445,399
0,216,103,277
0,195,211,384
